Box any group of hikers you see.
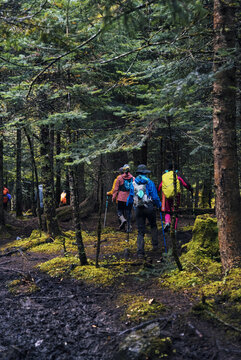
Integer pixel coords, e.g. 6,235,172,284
3,163,192,259
107,163,193,259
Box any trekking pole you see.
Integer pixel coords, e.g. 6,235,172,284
160,210,168,253
103,195,109,228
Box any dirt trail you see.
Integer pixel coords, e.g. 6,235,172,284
0,213,241,359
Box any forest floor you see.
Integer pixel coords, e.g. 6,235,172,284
0,209,241,360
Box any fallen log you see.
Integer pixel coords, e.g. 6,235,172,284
56,194,98,222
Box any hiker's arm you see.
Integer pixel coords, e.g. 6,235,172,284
158,181,162,192
149,181,161,208
178,176,193,192
112,177,120,201
107,177,117,196
126,182,134,206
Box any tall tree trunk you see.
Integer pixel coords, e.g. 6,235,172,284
0,117,4,228
77,163,86,203
16,127,23,216
96,156,103,268
40,125,61,237
55,131,61,207
213,0,241,269
194,178,199,209
24,128,42,230
65,168,70,205
69,165,88,265
168,117,182,271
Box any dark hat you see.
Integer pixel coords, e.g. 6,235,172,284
136,164,151,174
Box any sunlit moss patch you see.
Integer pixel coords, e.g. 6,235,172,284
118,294,166,323
0,230,49,251
37,256,79,277
37,256,129,285
159,215,222,292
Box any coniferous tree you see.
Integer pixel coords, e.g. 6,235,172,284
213,0,241,269
15,127,23,216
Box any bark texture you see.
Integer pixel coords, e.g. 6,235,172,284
15,127,23,216
213,0,241,269
0,119,4,227
40,125,61,237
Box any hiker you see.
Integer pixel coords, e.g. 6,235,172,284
158,163,193,232
107,167,123,197
3,186,11,210
112,164,134,231
127,164,162,259
60,190,67,206
35,184,44,214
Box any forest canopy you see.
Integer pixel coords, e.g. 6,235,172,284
0,0,240,270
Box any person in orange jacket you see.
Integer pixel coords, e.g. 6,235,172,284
60,190,67,206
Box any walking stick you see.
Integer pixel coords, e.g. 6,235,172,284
160,211,168,253
103,195,108,228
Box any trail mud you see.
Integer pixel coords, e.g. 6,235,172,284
0,212,241,359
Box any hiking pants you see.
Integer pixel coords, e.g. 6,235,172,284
117,201,132,224
135,203,158,256
165,195,180,230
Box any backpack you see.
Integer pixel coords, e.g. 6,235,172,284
133,182,152,208
162,171,181,199
120,177,133,192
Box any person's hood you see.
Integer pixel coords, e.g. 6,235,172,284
135,175,149,185
121,173,133,180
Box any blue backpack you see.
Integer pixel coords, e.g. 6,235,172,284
120,178,133,192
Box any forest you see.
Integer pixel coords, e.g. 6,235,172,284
0,0,241,359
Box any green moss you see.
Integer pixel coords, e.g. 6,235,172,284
0,230,49,251
37,256,127,285
178,225,193,232
145,337,172,358
119,294,166,323
162,269,202,290
8,278,40,295
159,215,222,292
184,215,219,261
37,256,79,277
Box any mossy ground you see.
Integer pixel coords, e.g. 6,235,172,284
7,278,40,295
117,293,166,323
1,214,240,336
160,215,241,335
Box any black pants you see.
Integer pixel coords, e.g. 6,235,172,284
135,203,158,256
117,201,132,224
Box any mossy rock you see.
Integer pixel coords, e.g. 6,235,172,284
184,214,219,261
116,322,172,360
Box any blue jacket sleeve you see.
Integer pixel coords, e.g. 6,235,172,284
147,180,162,208
126,182,134,206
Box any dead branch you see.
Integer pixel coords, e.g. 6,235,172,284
205,310,241,333
119,316,171,336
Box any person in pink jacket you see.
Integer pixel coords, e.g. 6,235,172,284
112,164,134,231
158,163,193,232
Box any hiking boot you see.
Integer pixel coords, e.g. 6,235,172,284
119,215,127,230
164,223,170,232
126,224,132,233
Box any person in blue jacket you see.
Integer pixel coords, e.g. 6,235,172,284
127,164,162,259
